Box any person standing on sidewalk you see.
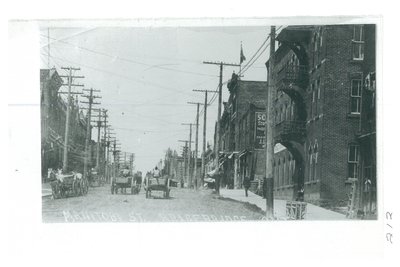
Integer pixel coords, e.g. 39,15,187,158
262,177,267,199
214,167,222,195
243,176,250,197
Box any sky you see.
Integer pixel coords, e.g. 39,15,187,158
39,25,272,173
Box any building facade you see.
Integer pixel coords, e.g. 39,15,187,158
41,68,94,180
219,76,268,188
268,25,376,210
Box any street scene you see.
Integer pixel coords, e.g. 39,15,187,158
40,23,377,222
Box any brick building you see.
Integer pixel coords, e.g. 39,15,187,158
219,76,267,188
267,24,376,209
40,68,93,180
355,24,376,217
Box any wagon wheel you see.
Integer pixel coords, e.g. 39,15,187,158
51,182,60,199
72,180,79,197
60,187,65,198
78,180,83,196
84,180,89,195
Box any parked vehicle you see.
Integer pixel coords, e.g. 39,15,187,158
111,168,140,195
88,169,104,187
49,170,88,199
144,174,170,199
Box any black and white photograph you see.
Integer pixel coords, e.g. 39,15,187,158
5,1,399,266
37,23,377,223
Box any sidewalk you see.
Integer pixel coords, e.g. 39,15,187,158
42,182,52,198
219,189,347,220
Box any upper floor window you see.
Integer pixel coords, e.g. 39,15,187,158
350,79,362,114
348,144,359,179
314,33,318,52
352,25,364,60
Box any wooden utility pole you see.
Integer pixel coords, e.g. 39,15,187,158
178,139,193,187
106,128,115,183
90,109,104,171
188,102,203,190
81,88,101,178
203,61,240,169
112,139,121,177
193,89,218,187
265,26,276,219
102,110,108,180
181,123,196,188
59,67,84,173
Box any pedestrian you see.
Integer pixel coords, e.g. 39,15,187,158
214,167,222,195
296,187,305,202
243,176,250,197
262,177,267,199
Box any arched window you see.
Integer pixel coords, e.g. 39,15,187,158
312,141,318,181
308,145,313,182
282,158,286,186
285,155,290,185
314,32,319,52
291,101,295,118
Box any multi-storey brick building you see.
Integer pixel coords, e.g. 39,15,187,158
40,68,93,180
219,76,267,188
267,24,376,209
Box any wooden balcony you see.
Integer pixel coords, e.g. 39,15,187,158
276,64,308,92
274,120,306,144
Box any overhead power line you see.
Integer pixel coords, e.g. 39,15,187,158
40,34,216,78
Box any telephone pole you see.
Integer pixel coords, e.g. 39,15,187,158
81,88,101,178
59,67,84,173
181,123,196,188
193,89,218,187
188,101,203,190
178,139,193,188
265,26,276,219
106,127,115,183
102,109,108,180
203,61,240,168
111,139,122,177
91,109,105,171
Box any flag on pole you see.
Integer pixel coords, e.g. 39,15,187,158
240,43,246,64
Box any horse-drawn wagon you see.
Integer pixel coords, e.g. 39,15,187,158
49,170,88,199
144,175,170,199
111,168,141,195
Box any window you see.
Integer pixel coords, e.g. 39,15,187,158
351,79,362,114
352,25,364,60
291,101,295,118
313,142,318,181
280,159,284,187
308,146,313,182
319,28,323,48
286,104,290,120
348,144,359,179
314,79,319,115
314,33,318,52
